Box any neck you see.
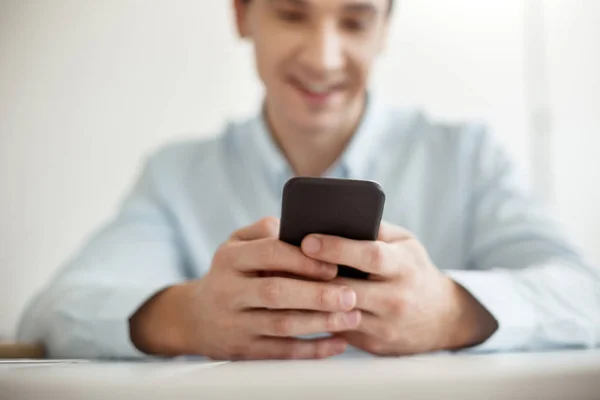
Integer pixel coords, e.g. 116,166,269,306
265,97,366,177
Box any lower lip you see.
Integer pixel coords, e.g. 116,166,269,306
291,81,341,106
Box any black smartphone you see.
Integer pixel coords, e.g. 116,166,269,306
279,177,386,279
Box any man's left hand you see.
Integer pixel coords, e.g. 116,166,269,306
301,222,498,356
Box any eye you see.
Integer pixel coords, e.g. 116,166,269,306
277,10,307,23
342,18,370,32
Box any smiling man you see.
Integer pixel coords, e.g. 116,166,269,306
18,0,600,360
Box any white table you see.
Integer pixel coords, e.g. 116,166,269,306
2,350,600,399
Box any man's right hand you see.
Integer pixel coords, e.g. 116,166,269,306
129,217,361,360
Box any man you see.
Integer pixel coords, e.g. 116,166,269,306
18,0,600,360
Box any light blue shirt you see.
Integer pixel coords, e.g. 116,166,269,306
18,96,600,358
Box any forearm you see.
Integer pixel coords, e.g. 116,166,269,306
444,279,499,351
129,283,194,357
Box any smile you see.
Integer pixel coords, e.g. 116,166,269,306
291,78,344,95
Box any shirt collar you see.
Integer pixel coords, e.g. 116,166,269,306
339,92,385,180
250,107,291,189
249,92,386,188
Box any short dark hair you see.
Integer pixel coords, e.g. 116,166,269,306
242,0,395,14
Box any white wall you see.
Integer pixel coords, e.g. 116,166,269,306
0,0,538,338
544,1,600,262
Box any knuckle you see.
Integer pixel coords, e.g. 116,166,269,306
386,293,404,316
369,242,387,272
212,244,234,269
387,292,410,317
317,287,335,310
261,239,280,268
272,315,294,337
379,326,398,343
229,227,244,241
325,313,341,332
257,217,280,238
260,279,282,307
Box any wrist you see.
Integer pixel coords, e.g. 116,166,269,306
445,279,498,350
129,283,191,356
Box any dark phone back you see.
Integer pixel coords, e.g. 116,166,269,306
279,177,386,279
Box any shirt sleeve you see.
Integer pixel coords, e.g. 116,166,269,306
17,153,187,359
447,127,600,352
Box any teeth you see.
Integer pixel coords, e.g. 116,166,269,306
306,83,329,94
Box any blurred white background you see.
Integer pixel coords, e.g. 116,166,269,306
0,0,598,339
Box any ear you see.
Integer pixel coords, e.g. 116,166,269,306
233,0,251,39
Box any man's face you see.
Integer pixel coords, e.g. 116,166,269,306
235,0,390,133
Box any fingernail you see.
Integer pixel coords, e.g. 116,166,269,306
345,311,361,327
340,289,356,310
303,236,321,254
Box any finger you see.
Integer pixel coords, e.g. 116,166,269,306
225,238,338,281
333,331,391,357
333,278,387,315
246,336,348,360
353,312,392,339
244,277,357,312
377,221,414,243
351,314,413,354
257,271,334,281
230,217,280,242
302,235,400,278
247,310,361,337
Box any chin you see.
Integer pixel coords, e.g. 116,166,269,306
290,113,344,135
287,103,349,133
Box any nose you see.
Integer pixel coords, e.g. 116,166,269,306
299,24,344,76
